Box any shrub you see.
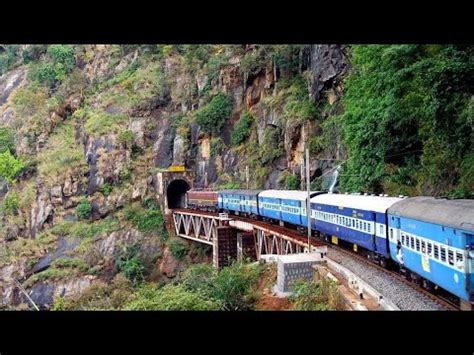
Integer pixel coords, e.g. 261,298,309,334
0,128,15,154
29,45,76,87
210,262,262,310
122,202,167,239
195,92,233,135
116,244,145,286
290,278,344,311
210,137,225,157
260,126,284,165
2,191,19,215
0,150,24,184
180,264,216,294
286,174,300,190
118,130,135,147
76,198,92,220
52,274,133,310
125,283,221,311
22,45,47,64
239,50,266,76
231,112,254,146
168,239,188,260
100,183,113,196
0,45,19,75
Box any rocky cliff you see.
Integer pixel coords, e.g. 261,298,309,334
0,44,349,309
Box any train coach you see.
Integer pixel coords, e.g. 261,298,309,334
258,190,323,228
310,193,404,265
388,197,474,306
218,190,262,217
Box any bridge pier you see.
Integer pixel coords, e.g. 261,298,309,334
213,227,238,269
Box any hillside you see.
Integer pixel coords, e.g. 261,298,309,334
0,44,472,309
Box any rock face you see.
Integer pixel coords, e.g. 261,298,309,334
159,247,179,278
0,44,353,309
309,45,349,101
0,66,26,107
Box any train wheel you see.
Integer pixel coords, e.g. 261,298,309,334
379,258,387,269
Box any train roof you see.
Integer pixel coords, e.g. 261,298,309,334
218,189,263,196
310,193,403,213
388,197,474,233
259,190,323,201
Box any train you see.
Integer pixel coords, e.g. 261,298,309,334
185,188,474,307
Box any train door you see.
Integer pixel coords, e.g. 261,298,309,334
464,238,474,299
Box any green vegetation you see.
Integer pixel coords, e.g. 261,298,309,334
0,151,24,184
0,45,19,75
76,198,92,220
340,45,474,196
118,130,135,147
100,183,113,196
210,136,225,157
168,238,189,260
122,201,167,240
22,45,47,64
196,92,233,135
83,111,128,136
116,244,145,286
260,126,284,165
239,50,266,76
125,283,222,311
0,128,15,154
10,84,50,136
29,45,76,87
2,191,20,215
51,257,89,272
290,277,344,310
231,112,254,146
280,172,300,190
37,122,87,183
46,217,121,239
52,274,133,310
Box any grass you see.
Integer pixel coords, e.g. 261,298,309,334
47,217,121,239
37,122,87,183
84,111,129,136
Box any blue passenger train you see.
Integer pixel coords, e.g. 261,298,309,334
186,188,474,306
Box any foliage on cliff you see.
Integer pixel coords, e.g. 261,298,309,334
339,45,474,197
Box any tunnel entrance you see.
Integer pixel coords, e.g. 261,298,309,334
167,179,191,209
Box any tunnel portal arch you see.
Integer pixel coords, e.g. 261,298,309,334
166,179,191,209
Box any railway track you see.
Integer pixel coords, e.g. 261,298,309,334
173,208,460,310
319,239,460,311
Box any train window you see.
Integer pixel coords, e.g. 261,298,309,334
440,247,446,262
379,225,384,236
355,220,359,229
390,229,393,240
428,243,432,256
416,239,420,252
421,241,426,254
401,234,405,245
434,245,439,259
456,252,464,270
410,237,415,249
448,250,454,266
